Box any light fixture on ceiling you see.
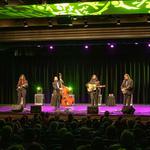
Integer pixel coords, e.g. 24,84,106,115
23,20,28,28
84,19,88,28
48,20,53,28
147,16,150,23
116,19,121,25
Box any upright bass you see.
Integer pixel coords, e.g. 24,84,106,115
59,73,74,106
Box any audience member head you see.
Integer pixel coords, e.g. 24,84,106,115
7,144,24,150
1,125,13,139
91,137,106,150
27,142,44,150
105,125,117,139
120,130,134,149
62,132,75,150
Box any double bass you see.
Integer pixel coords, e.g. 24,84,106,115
59,73,74,106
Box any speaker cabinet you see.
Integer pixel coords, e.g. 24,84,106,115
30,105,41,113
87,106,99,114
121,106,135,114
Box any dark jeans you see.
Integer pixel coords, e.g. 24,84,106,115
17,88,26,107
90,91,98,106
53,91,61,109
123,94,131,106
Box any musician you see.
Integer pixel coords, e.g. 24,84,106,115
86,74,100,106
121,74,134,106
58,73,64,88
17,74,28,108
52,76,62,109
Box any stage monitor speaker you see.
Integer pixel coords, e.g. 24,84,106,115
87,106,99,114
30,105,41,113
121,106,135,115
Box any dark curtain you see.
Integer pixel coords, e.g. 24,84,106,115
0,44,150,104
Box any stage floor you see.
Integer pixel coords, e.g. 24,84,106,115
0,104,150,116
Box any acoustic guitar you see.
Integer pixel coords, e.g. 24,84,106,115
87,83,106,92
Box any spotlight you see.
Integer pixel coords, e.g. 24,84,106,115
107,43,115,48
134,42,139,45
110,44,114,48
48,20,53,28
68,86,73,91
68,23,73,27
116,19,121,25
147,17,150,23
84,20,88,28
37,45,41,48
23,20,28,28
148,43,150,47
36,86,43,94
49,45,53,49
73,17,77,21
84,45,89,49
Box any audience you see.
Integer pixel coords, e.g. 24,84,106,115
0,112,149,150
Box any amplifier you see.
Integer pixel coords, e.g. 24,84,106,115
34,94,44,105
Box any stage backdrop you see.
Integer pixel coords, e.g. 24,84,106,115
0,42,150,104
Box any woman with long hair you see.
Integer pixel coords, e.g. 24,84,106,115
17,74,28,108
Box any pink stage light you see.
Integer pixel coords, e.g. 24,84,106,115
84,45,89,49
49,45,53,49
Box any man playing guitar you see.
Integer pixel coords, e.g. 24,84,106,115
121,73,134,106
86,74,100,106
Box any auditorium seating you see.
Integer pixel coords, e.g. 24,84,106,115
0,113,150,150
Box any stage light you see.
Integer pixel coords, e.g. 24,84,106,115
68,86,73,91
134,42,139,45
84,45,89,49
36,86,43,94
148,43,150,47
49,45,53,49
110,44,115,48
37,45,41,48
147,16,150,23
68,23,73,27
116,19,121,25
23,20,28,28
48,20,53,28
37,86,41,91
84,20,88,28
107,43,115,48
110,44,114,48
73,17,77,21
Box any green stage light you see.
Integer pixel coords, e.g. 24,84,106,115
36,86,43,93
37,86,42,91
68,86,73,91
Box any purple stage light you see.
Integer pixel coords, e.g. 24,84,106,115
107,43,115,48
49,45,53,49
148,43,150,47
84,45,89,49
110,44,114,48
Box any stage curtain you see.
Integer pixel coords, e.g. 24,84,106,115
0,55,150,104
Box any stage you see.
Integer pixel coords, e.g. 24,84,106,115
0,104,150,117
